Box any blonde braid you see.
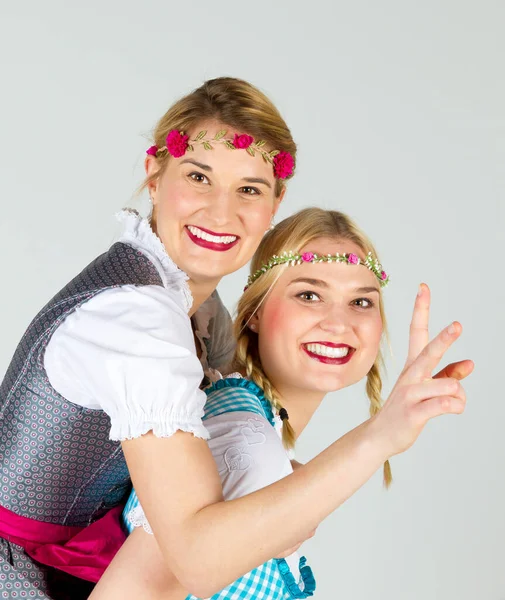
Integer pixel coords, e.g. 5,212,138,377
366,359,392,487
234,329,296,449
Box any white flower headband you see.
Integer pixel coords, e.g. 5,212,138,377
244,251,390,290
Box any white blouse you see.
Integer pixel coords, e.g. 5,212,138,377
43,210,227,441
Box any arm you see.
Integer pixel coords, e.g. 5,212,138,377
92,408,311,600
123,286,470,597
51,284,469,598
90,527,187,600
124,415,383,597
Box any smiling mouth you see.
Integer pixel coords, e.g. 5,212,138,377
185,225,239,252
302,342,356,365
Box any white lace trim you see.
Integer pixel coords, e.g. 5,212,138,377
127,505,153,535
116,209,193,313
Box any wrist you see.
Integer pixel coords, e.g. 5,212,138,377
360,416,394,462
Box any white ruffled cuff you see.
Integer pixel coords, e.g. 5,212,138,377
109,413,209,442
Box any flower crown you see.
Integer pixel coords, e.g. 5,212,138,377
245,251,390,290
147,129,294,180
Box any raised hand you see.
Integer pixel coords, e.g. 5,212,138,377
373,283,471,457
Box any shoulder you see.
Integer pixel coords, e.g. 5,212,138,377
50,284,193,352
203,378,274,426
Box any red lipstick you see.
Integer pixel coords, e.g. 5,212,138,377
302,342,355,365
185,226,239,252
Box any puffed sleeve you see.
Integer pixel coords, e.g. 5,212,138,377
43,284,209,441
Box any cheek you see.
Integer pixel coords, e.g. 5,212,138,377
260,299,284,337
260,299,310,351
158,179,199,220
241,203,273,237
259,299,291,351
360,315,383,352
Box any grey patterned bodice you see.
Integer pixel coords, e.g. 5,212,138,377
0,241,233,528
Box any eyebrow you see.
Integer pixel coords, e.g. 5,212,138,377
287,278,380,294
242,177,272,189
179,159,213,172
288,277,329,288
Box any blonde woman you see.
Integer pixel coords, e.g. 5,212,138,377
92,208,472,599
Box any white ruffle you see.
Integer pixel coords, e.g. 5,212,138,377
116,208,193,313
126,505,153,535
110,416,210,442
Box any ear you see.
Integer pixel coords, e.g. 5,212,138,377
145,155,160,202
247,311,261,332
272,187,286,218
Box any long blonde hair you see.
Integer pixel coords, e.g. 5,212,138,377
233,208,392,487
141,77,296,231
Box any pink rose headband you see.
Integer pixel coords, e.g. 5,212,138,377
147,129,294,180
244,251,390,290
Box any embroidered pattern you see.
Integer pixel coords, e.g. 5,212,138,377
224,447,253,472
0,242,160,526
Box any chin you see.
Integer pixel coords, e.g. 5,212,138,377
302,375,348,395
184,259,228,280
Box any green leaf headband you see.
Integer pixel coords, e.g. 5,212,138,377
244,251,390,290
147,129,294,180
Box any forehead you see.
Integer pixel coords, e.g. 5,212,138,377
299,237,363,258
277,237,379,289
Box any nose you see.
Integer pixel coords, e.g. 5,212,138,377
204,188,235,228
319,304,350,335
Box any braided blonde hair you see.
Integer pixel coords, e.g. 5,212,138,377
233,208,392,487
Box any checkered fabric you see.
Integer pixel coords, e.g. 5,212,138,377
202,378,275,425
185,558,300,600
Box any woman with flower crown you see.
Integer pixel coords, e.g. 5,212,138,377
0,77,472,600
90,207,473,599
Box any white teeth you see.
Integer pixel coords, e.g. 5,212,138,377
187,226,237,244
305,343,350,358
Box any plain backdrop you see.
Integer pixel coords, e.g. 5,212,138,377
0,1,504,598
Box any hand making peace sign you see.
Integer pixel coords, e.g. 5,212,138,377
373,283,474,457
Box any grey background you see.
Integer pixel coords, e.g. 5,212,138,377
1,1,504,598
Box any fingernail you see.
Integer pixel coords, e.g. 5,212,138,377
417,284,423,297
448,323,456,335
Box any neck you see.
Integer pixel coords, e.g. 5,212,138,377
273,382,325,440
188,277,221,317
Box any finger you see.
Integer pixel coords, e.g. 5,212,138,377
415,395,466,422
403,378,466,405
434,360,474,381
408,321,462,379
406,283,431,367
